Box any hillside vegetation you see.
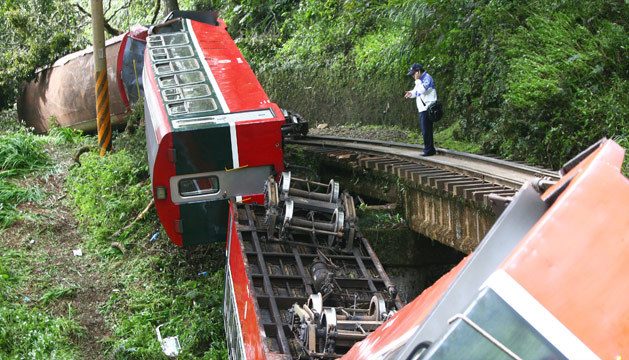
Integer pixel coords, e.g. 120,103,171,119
214,0,627,167
0,0,627,167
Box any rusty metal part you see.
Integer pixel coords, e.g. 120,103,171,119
237,172,402,358
18,36,129,133
290,293,394,358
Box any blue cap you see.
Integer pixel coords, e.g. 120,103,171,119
407,63,424,76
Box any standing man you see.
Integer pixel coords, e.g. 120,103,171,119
404,63,437,156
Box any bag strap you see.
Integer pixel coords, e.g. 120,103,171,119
419,96,426,107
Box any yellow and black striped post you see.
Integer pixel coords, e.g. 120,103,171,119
90,0,112,156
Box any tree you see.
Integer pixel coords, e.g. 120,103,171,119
162,0,179,16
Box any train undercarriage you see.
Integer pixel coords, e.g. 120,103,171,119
227,172,403,359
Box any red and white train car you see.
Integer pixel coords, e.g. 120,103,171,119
143,13,285,247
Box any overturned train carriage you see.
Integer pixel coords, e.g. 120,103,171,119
342,139,629,359
18,27,148,133
142,14,403,359
225,173,403,359
143,14,285,247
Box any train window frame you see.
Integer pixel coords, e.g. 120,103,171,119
154,58,200,76
178,175,220,197
149,45,194,62
161,84,212,102
147,33,189,48
166,98,218,116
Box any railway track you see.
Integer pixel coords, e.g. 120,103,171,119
286,135,559,210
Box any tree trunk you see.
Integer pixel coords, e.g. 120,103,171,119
162,0,179,16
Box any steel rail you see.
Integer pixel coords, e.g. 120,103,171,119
286,135,559,190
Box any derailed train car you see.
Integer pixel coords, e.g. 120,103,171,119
18,27,148,133
142,13,403,358
342,139,629,359
143,13,286,246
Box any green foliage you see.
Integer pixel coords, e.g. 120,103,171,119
0,129,50,177
226,0,627,168
105,260,227,359
0,250,83,359
0,0,85,108
0,180,43,228
63,127,227,357
48,125,85,145
66,149,150,245
0,128,48,228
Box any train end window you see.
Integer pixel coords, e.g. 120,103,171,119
179,176,220,197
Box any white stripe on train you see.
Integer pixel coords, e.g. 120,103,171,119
187,19,241,189
482,270,599,360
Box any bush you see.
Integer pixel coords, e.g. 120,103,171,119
219,0,628,168
65,149,151,244
0,129,50,177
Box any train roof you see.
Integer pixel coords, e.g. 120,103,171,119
144,16,281,133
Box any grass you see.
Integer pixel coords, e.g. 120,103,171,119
0,249,83,359
0,129,50,178
0,179,43,228
1,107,228,358
65,128,228,358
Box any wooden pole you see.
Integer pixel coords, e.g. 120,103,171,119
90,0,112,156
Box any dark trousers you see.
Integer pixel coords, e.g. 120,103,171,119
419,111,435,154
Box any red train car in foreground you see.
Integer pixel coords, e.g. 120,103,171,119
342,139,629,359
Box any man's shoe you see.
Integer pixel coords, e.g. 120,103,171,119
421,151,436,157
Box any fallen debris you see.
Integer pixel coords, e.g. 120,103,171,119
156,324,181,358
111,198,155,239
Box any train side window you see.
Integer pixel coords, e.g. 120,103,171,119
158,71,205,88
182,84,211,98
166,102,187,115
162,88,182,101
177,71,205,85
187,98,217,113
169,46,193,58
151,48,168,61
148,33,189,48
162,33,188,46
161,85,211,102
148,36,164,47
166,98,217,116
154,59,199,76
149,46,193,62
179,176,220,197
158,75,177,88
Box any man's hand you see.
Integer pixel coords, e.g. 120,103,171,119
404,91,413,98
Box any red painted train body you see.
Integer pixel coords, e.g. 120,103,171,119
342,139,629,359
143,14,285,246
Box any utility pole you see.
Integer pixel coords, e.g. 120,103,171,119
91,0,112,156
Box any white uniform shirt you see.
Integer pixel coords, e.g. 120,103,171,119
408,73,438,113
